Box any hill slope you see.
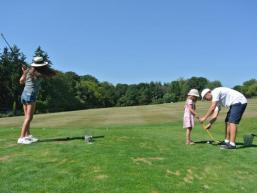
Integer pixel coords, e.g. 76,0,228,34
0,99,257,193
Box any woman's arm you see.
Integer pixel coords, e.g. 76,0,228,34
19,65,27,84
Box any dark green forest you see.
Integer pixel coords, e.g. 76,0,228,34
0,46,256,116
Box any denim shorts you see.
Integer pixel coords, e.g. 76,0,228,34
21,89,37,104
225,103,247,124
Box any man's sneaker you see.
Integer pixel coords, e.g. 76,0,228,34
17,137,32,145
220,143,236,150
25,135,38,143
219,141,229,146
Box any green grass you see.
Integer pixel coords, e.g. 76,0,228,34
0,99,257,193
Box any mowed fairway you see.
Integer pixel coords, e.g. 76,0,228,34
0,99,257,193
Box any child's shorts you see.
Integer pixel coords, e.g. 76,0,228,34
21,89,37,104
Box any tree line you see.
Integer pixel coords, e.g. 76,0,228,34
0,46,256,116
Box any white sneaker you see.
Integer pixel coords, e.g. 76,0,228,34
25,135,38,143
17,137,32,144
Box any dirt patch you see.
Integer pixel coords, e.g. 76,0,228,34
91,166,108,180
139,143,155,150
166,168,196,184
132,157,152,165
4,143,17,148
92,166,101,173
166,169,181,176
183,175,194,184
149,157,164,161
113,136,130,142
183,168,194,184
0,156,10,162
95,174,108,180
131,157,164,165
119,136,130,140
57,159,69,165
194,174,203,180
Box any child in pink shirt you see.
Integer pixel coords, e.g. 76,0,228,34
183,89,200,144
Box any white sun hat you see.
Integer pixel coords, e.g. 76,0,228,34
187,89,200,97
31,56,48,67
201,88,211,100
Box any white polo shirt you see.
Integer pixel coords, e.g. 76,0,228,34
212,87,247,108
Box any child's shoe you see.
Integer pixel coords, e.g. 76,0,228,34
186,141,195,145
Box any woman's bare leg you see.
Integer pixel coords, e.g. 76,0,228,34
25,103,36,136
20,103,36,138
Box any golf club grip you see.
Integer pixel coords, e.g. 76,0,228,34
197,118,207,129
200,122,207,130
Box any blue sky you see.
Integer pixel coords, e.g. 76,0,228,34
1,0,256,87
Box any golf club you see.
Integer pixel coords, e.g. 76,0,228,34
38,135,104,143
243,134,256,146
1,33,15,54
199,121,220,144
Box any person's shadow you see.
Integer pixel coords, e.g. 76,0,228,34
236,144,257,149
194,140,257,149
194,140,219,145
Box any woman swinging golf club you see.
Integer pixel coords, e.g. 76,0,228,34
200,87,247,149
18,56,56,144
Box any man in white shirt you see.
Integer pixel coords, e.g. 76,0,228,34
200,87,247,149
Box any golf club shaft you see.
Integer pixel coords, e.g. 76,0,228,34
200,122,219,142
1,33,15,53
205,129,215,141
201,123,214,140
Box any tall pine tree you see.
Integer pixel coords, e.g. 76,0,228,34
0,46,26,114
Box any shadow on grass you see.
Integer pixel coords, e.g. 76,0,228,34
194,140,257,149
236,144,257,149
194,140,220,145
37,135,104,143
194,140,214,144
